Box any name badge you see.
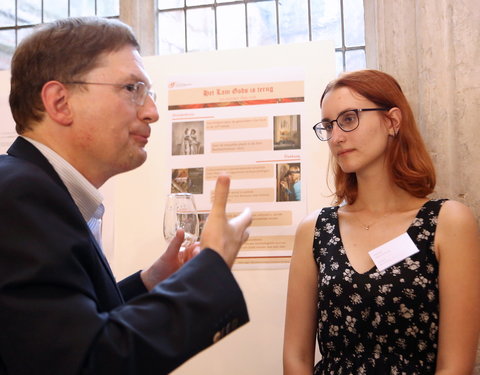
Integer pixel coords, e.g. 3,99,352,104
368,232,419,272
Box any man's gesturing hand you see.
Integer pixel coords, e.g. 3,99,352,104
200,175,252,268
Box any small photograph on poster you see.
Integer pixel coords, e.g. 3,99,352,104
273,114,301,150
171,121,204,155
276,163,301,202
171,167,204,194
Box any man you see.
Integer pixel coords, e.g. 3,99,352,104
0,17,252,374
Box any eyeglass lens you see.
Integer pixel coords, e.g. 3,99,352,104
132,82,156,106
315,110,359,140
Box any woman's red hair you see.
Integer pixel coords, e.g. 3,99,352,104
320,70,436,205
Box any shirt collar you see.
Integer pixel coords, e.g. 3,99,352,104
21,136,103,222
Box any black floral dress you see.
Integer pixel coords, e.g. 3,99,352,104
313,199,447,375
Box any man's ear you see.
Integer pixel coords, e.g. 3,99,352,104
386,107,402,137
41,81,73,126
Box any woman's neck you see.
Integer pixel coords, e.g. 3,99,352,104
352,172,421,213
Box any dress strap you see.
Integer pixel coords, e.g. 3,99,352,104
419,199,448,216
313,206,340,263
407,198,448,253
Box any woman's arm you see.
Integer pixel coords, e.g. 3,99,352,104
283,211,320,375
435,200,480,375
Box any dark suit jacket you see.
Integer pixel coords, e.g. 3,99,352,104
0,137,249,375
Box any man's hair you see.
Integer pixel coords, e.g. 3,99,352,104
320,69,436,205
9,17,140,134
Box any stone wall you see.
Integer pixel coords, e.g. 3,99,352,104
365,0,479,373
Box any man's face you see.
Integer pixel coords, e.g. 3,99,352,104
68,45,159,187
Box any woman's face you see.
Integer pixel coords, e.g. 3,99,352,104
321,87,392,175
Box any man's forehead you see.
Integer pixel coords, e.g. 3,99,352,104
90,48,152,85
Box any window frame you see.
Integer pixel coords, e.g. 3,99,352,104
0,0,120,70
156,0,366,72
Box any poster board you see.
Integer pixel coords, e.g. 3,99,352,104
112,41,335,276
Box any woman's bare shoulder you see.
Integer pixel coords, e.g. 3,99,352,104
436,199,479,256
438,199,477,227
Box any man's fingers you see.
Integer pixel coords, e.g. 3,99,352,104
182,243,201,263
241,229,250,244
229,207,253,231
166,229,184,255
229,207,252,247
210,175,230,214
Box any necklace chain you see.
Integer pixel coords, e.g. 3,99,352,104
353,211,392,230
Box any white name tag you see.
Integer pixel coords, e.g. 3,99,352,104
368,232,419,272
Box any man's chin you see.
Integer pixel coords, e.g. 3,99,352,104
119,151,148,174
133,151,148,169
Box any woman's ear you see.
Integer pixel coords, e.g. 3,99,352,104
41,81,73,126
386,107,402,136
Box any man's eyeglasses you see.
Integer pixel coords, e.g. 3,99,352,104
312,108,390,141
62,81,156,106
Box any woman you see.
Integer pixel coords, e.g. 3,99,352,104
183,127,191,155
189,128,200,154
283,70,480,374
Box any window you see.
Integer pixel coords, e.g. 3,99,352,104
0,0,119,70
0,0,366,74
158,0,366,74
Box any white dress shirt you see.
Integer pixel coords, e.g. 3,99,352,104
21,136,104,246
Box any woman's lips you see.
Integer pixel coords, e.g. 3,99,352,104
337,148,354,157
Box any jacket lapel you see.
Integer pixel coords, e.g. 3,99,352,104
7,137,122,299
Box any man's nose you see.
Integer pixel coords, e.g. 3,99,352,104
139,95,159,123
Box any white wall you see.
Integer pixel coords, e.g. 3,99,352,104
0,71,16,153
365,2,480,370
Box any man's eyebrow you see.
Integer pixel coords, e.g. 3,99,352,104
127,74,151,85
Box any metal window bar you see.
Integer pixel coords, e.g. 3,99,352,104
0,0,116,48
157,0,366,71
339,0,346,71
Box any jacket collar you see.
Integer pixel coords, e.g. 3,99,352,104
6,137,121,295
7,136,68,194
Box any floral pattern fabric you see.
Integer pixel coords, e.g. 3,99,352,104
313,199,447,375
